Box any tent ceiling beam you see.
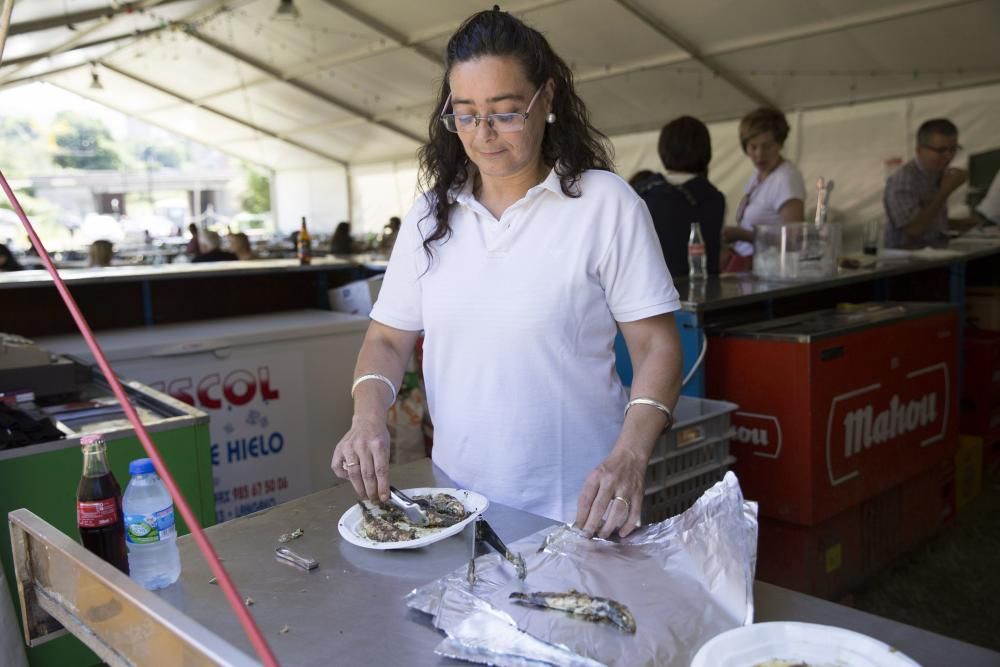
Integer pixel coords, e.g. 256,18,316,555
100,60,348,166
0,25,163,69
185,27,424,145
146,0,569,111
316,0,441,68
6,0,190,37
695,0,978,60
0,61,87,89
0,0,15,64
613,0,774,108
42,80,290,180
537,0,983,97
0,0,175,85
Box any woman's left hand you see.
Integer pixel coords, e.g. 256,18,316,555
574,447,646,539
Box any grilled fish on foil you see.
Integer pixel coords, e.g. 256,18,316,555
509,589,637,634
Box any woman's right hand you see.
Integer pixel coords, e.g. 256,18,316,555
331,415,391,504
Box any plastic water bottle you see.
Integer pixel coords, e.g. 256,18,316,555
122,458,181,589
688,221,707,279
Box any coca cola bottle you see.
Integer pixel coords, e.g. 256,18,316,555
688,222,707,279
76,434,129,573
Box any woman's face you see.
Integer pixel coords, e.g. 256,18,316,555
744,131,783,175
447,56,551,185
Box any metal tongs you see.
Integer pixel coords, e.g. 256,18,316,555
466,516,526,586
275,546,318,571
389,486,429,527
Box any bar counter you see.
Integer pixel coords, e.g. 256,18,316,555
0,256,378,337
675,237,1000,312
161,458,1000,666
0,256,362,289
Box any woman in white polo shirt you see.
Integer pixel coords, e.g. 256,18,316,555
721,108,806,272
331,7,682,539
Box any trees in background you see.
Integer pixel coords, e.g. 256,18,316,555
240,163,271,214
51,111,122,170
0,116,52,176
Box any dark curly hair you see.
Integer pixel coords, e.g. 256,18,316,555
417,7,613,262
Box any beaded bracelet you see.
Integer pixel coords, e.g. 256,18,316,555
624,397,674,431
351,373,397,404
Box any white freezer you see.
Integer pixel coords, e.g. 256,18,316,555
39,310,369,522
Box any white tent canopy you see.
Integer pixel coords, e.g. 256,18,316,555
2,0,999,234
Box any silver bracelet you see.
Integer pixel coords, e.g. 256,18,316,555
351,373,397,404
624,397,674,431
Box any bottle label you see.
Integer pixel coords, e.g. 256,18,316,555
78,499,119,528
125,506,176,544
688,244,705,256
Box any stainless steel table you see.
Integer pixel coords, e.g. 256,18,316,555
165,459,1000,666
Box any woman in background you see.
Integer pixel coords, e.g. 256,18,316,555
721,108,805,272
330,221,354,255
639,116,725,277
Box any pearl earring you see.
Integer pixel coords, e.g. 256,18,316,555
546,112,556,124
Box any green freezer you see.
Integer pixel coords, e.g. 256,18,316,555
1,362,214,667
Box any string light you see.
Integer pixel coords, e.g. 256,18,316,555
273,0,300,21
88,63,103,90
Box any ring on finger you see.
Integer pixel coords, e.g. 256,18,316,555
612,495,630,511
342,460,360,469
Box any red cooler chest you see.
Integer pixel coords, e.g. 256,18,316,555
707,302,958,526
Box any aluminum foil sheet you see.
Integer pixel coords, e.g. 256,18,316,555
406,472,758,666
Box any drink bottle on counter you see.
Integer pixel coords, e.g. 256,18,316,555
688,221,707,279
122,458,181,589
77,433,129,573
297,216,312,265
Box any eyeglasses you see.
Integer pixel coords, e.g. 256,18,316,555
440,87,543,134
920,143,962,156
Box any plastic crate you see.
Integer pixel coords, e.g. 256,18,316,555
645,437,730,489
642,456,736,524
661,396,738,456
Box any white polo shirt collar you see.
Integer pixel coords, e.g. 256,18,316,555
451,166,568,211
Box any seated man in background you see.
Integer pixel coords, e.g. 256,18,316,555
192,230,238,263
883,118,978,249
638,116,725,276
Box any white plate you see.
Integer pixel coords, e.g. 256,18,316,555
692,622,921,667
337,487,488,551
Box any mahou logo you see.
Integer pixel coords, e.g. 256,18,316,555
730,412,783,459
825,362,949,486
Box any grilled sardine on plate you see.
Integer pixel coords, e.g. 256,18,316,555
509,589,637,634
359,493,471,542
357,501,417,542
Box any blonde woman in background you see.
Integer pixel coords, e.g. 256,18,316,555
721,108,805,272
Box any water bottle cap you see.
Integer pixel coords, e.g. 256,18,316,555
80,433,105,446
128,458,156,475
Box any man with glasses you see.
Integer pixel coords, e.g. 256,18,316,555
883,118,977,249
